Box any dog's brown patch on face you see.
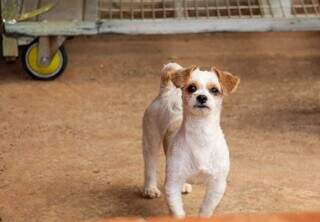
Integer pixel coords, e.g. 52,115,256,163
171,65,198,88
207,82,222,96
185,81,200,94
212,67,240,96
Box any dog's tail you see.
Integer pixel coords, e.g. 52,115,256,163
160,63,183,91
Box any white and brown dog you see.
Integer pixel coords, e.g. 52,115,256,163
142,63,240,217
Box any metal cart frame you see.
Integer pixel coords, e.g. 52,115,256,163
1,0,320,79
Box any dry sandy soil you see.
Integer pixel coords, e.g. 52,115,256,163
0,32,319,222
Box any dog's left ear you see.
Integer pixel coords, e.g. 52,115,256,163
212,67,240,96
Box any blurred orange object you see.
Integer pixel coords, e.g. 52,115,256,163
96,212,320,222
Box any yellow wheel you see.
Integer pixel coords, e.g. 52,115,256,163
22,41,68,80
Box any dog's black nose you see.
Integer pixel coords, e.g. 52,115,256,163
196,95,208,104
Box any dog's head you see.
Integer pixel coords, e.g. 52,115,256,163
170,65,240,116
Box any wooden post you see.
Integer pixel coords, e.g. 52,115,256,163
2,34,18,57
1,0,13,63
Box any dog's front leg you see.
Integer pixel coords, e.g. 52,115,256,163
199,176,227,217
165,177,185,218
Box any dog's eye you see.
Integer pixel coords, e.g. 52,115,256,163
187,84,197,93
210,87,220,95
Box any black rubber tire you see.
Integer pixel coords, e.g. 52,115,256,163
21,41,68,80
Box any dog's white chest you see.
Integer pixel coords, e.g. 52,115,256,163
168,130,230,184
188,144,229,182
190,147,215,171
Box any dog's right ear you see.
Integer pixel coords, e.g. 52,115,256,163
170,65,198,88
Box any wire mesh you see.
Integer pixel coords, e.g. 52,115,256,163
99,0,320,19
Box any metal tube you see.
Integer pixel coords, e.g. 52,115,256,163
120,0,123,19
247,0,253,17
266,0,275,17
131,0,134,19
109,0,113,19
299,0,309,17
163,0,166,18
237,0,242,17
311,0,319,15
216,0,220,18
226,0,231,17
152,0,155,18
141,0,144,19
195,0,198,18
206,0,209,18
279,0,292,17
291,0,297,16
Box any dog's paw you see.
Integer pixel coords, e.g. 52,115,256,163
173,212,186,218
142,186,161,199
182,183,192,194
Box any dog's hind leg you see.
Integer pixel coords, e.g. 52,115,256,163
142,113,162,199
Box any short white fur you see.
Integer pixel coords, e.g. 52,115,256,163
142,63,239,217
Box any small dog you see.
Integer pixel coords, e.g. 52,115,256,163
142,63,239,217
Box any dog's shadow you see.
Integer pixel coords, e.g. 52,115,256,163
67,184,169,220
103,185,166,217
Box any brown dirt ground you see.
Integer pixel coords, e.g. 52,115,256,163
0,32,319,222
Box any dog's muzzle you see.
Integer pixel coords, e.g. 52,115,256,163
196,95,208,104
194,95,209,109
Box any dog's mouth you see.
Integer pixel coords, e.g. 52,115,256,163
194,104,210,109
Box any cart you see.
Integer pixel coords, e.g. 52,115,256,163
1,0,320,80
